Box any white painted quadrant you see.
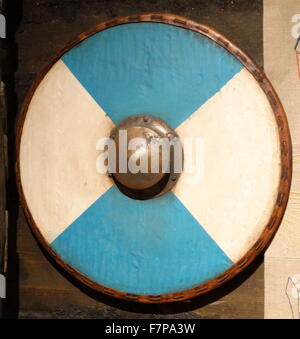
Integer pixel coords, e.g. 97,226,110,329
20,60,114,243
174,68,281,262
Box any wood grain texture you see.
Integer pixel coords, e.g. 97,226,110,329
0,83,6,318
0,39,7,318
0,84,6,275
0,0,8,317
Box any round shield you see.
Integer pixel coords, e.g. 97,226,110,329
17,14,292,303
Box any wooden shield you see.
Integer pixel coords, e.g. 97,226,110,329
16,14,292,303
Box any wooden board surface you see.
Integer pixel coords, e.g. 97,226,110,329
5,0,269,318
0,0,7,318
17,16,289,303
0,73,7,319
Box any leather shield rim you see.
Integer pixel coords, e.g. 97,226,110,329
15,13,292,304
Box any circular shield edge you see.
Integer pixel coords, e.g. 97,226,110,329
15,13,292,304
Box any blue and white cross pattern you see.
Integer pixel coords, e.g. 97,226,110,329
19,22,281,295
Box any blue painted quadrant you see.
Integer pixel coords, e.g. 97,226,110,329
52,186,232,295
62,23,243,128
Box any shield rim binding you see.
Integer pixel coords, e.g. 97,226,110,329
15,13,292,303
